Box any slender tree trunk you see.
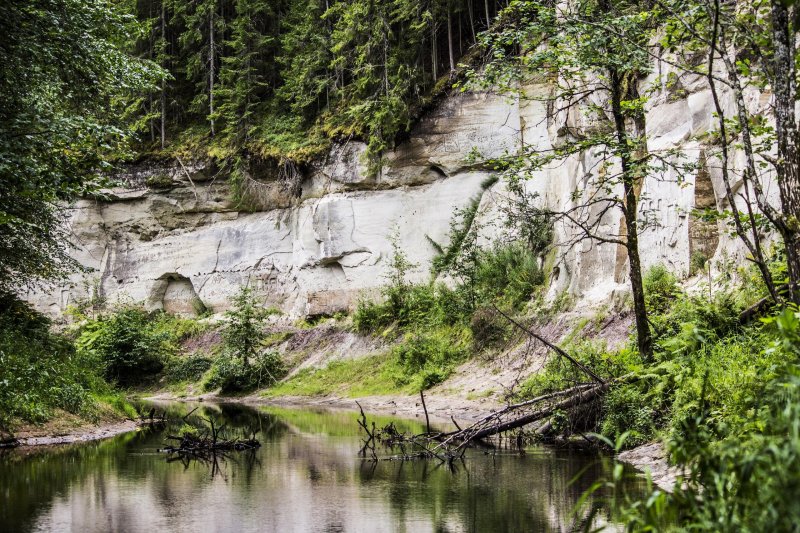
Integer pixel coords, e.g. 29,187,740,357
208,7,216,137
610,69,653,361
458,7,462,56
431,22,438,80
704,0,779,301
770,0,800,303
324,0,331,108
484,0,490,29
382,11,390,97
150,93,155,143
447,2,456,72
467,0,476,43
160,0,166,149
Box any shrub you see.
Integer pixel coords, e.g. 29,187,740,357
153,314,210,343
222,287,272,364
0,293,105,424
611,307,800,531
518,340,641,398
390,327,470,390
76,306,169,386
643,264,680,315
475,242,544,310
163,355,213,383
470,306,509,349
203,350,285,393
600,384,656,447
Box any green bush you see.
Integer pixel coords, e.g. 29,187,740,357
643,264,680,315
163,355,213,383
518,340,642,398
203,350,285,393
222,287,274,363
76,306,170,386
600,384,656,447
153,314,211,343
390,327,470,390
0,293,105,424
470,307,509,349
354,283,463,334
475,241,544,310
612,307,800,531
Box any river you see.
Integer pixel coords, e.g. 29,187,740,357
0,402,647,532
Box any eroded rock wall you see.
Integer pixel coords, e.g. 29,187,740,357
27,57,779,317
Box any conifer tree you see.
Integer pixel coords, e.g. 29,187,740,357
217,0,277,145
175,0,225,135
279,0,335,120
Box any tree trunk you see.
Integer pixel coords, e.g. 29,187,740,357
160,0,166,149
467,0,476,43
609,69,653,362
447,2,456,72
770,0,800,303
431,23,438,80
208,7,216,137
484,0,490,29
705,0,779,302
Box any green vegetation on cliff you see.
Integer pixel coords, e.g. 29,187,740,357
125,0,507,167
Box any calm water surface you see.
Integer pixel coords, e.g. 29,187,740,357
0,403,646,532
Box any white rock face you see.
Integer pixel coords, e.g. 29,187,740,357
27,54,780,317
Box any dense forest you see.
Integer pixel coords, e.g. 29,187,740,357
4,0,800,530
124,0,507,164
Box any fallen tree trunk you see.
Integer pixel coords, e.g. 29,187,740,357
450,381,611,443
357,375,636,462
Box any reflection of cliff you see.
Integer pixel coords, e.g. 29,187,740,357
0,406,644,532
28,53,780,320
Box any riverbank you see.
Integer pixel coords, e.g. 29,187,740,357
6,410,140,448
6,386,676,492
15,420,140,447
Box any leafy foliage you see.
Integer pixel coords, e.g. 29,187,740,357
203,350,284,393
163,355,214,383
353,201,551,390
75,306,170,386
599,384,656,447
194,286,285,393
0,0,160,291
390,327,471,390
0,294,114,425
222,286,275,364
604,307,800,531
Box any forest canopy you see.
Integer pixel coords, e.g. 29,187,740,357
124,0,499,163
0,0,160,292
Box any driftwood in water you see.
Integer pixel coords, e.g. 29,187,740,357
161,417,260,462
356,311,633,462
357,376,633,463
138,407,168,427
430,379,622,453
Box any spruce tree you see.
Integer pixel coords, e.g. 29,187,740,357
217,0,277,145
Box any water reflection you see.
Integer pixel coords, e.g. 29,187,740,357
0,403,645,532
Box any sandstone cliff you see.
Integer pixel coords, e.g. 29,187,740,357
29,55,778,318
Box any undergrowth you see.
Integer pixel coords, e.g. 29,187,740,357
351,209,552,390
0,294,134,428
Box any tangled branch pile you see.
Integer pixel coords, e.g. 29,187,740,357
161,417,260,463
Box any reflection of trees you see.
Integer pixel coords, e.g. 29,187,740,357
1,403,646,532
0,432,136,531
355,449,640,532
